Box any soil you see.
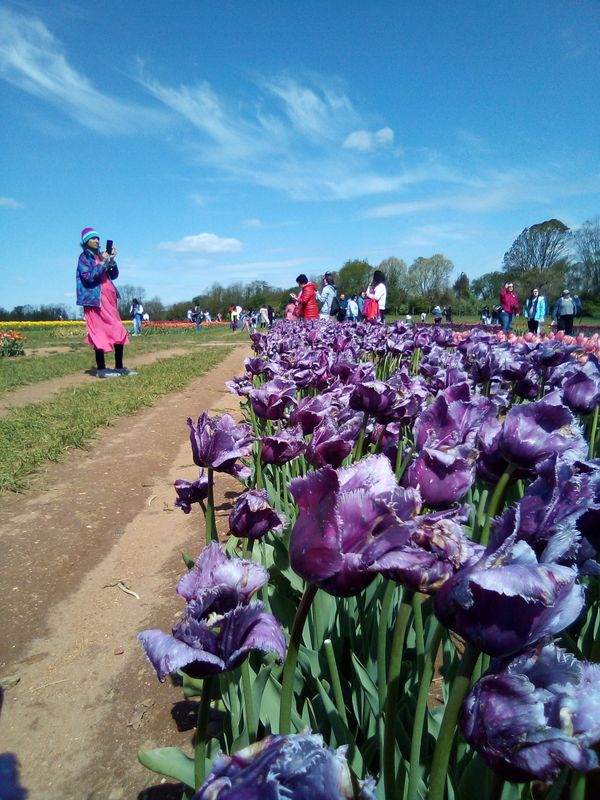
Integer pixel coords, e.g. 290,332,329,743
0,343,252,799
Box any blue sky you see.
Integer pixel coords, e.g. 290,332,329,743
1,0,599,312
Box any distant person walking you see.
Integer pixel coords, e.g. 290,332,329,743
524,288,546,334
76,227,133,377
291,274,319,320
499,281,519,332
551,289,580,336
432,305,443,325
366,270,387,323
130,298,144,335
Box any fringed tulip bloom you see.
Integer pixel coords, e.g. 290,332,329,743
434,534,584,657
305,418,355,469
561,355,600,414
192,732,376,800
499,390,588,472
174,472,208,514
349,380,399,419
289,455,421,596
261,426,306,465
461,643,600,782
229,489,286,540
139,543,285,681
289,394,334,435
188,412,253,479
404,443,476,507
248,377,297,420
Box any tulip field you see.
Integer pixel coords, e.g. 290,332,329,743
125,318,600,800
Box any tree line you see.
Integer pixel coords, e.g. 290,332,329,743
2,215,598,321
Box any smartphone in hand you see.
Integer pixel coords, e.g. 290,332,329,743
106,239,113,256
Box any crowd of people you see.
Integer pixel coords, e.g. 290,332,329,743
482,282,584,336
287,270,388,323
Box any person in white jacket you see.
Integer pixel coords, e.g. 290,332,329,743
316,272,337,319
366,270,387,322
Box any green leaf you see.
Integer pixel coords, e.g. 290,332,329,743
181,551,196,570
137,747,195,789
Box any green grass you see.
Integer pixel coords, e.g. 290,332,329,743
0,346,233,492
0,327,250,394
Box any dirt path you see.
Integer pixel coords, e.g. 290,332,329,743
0,343,244,418
0,344,252,799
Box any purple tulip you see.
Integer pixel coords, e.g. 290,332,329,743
192,732,376,800
561,356,600,414
174,472,209,514
349,380,399,419
461,643,600,782
499,390,588,472
434,534,584,657
369,506,483,594
139,543,285,681
249,377,297,420
261,426,306,465
188,412,253,479
229,489,286,540
413,386,495,449
289,455,422,596
289,394,334,435
404,443,476,507
305,418,355,469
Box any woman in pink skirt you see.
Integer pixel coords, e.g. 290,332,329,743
76,227,133,377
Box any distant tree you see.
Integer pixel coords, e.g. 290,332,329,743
143,296,165,320
453,272,470,299
407,254,453,306
503,219,570,275
378,257,408,312
338,259,372,293
117,285,146,318
471,271,507,303
572,216,600,296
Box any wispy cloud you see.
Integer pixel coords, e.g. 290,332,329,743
159,233,243,254
0,196,23,208
343,127,394,152
0,6,166,133
243,218,262,228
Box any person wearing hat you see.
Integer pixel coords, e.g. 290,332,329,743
76,228,133,377
551,289,578,335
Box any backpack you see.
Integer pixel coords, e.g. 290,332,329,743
329,292,341,317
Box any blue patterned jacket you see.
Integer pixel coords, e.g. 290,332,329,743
76,249,120,307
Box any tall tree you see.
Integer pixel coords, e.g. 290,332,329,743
453,272,470,299
117,284,146,318
407,254,453,306
503,219,570,275
337,259,373,293
378,256,408,311
471,271,508,302
572,216,600,296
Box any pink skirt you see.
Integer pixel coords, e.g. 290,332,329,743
84,274,129,352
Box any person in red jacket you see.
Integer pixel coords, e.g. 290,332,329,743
499,281,519,332
291,274,319,320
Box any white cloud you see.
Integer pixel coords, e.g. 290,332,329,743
243,218,262,228
0,196,23,208
0,7,166,134
159,233,243,254
343,127,394,152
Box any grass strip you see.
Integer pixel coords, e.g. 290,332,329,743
0,328,245,394
0,346,233,491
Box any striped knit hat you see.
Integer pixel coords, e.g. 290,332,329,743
81,227,100,245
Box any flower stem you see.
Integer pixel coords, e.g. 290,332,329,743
205,468,217,543
428,642,481,800
241,660,256,742
480,466,514,547
377,581,397,711
324,638,348,726
279,582,318,734
407,621,444,800
194,675,214,789
255,441,263,489
589,404,599,460
383,590,413,800
354,412,369,460
570,771,586,800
